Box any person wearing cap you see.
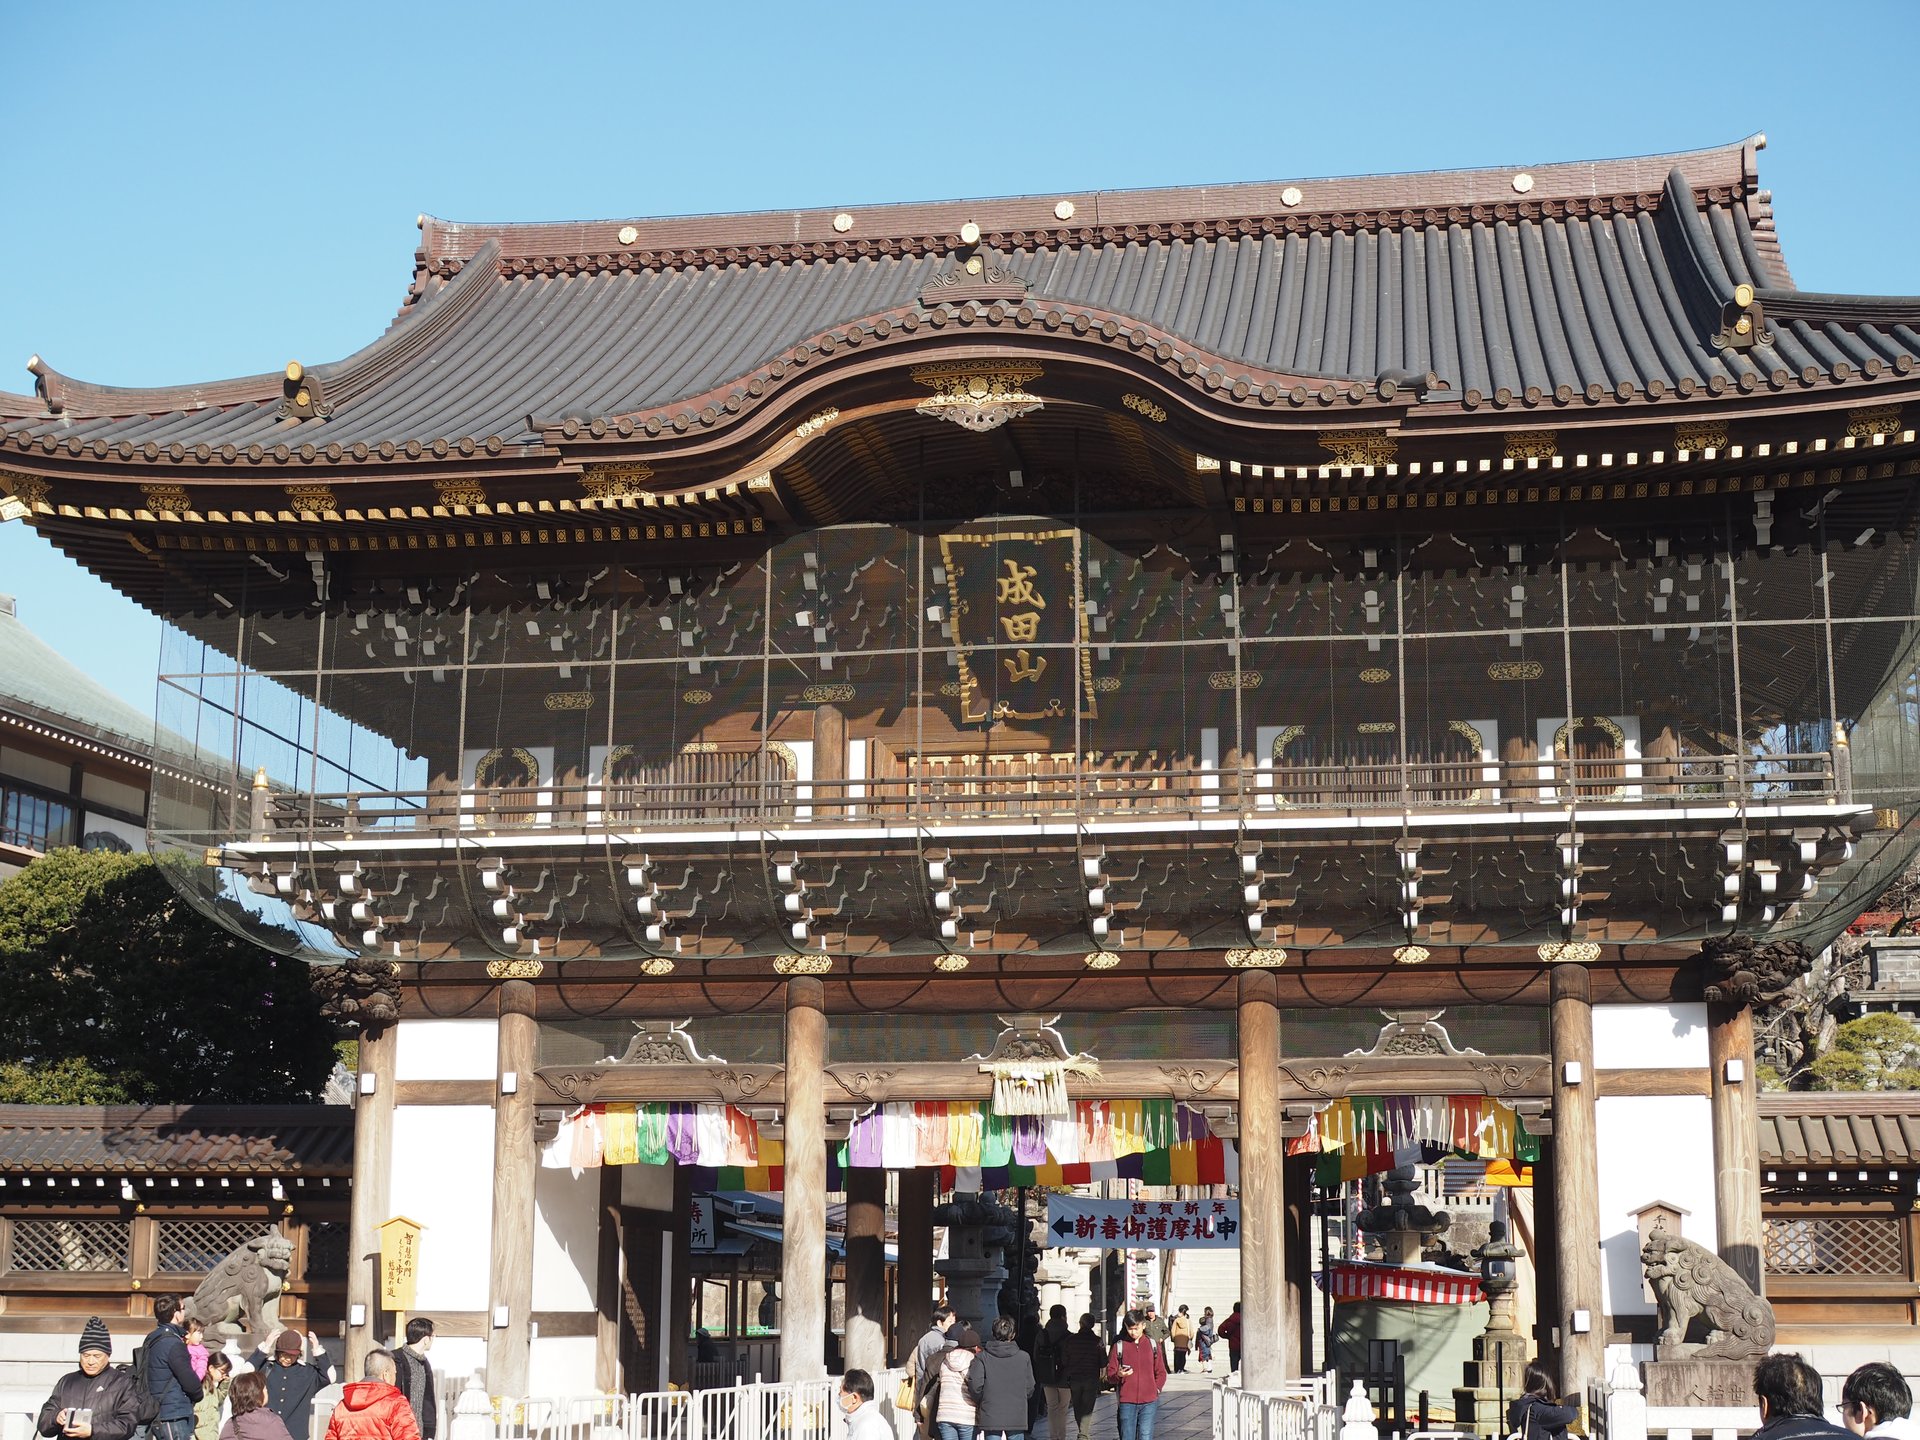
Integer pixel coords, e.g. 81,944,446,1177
246,1327,334,1440
141,1295,204,1440
38,1317,145,1440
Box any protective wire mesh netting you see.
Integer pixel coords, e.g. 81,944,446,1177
1763,1215,1904,1275
6,1218,131,1273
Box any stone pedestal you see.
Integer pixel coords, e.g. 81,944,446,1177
933,1194,1013,1332
1644,1359,1757,1407
1451,1330,1530,1438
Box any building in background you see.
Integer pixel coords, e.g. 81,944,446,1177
0,594,152,878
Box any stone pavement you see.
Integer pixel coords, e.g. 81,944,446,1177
1036,1368,1221,1440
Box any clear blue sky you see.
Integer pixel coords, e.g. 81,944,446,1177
3,0,1917,714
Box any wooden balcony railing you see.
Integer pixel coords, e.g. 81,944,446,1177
243,750,1844,842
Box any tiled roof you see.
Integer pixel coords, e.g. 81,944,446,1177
0,1104,354,1175
0,595,157,759
1759,1093,1920,1170
5,137,1918,456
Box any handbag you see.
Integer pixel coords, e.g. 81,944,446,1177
896,1376,916,1412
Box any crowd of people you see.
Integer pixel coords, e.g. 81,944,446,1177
37,1301,440,1440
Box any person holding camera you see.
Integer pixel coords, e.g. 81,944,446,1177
38,1317,145,1440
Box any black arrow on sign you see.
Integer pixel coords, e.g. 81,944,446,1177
1052,1218,1077,1238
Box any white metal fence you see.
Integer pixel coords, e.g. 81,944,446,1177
1213,1378,1342,1440
439,1376,849,1440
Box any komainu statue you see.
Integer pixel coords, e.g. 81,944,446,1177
1641,1219,1775,1360
188,1230,295,1341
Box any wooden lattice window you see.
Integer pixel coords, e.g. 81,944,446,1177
155,1219,276,1275
5,1218,131,1273
305,1221,349,1280
1763,1216,1904,1276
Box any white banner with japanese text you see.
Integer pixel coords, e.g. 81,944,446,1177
1044,1195,1239,1249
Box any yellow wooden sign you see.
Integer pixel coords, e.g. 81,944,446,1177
377,1215,423,1311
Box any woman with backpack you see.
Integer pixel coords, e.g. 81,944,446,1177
1506,1362,1581,1440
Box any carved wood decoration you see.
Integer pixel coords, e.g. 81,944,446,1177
1345,1009,1485,1059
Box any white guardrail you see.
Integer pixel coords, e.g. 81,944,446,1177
443,1376,861,1440
1213,1376,1344,1440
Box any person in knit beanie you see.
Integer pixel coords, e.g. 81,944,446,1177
37,1317,144,1440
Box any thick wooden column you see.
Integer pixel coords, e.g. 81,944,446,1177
1549,963,1604,1400
782,977,828,1380
667,1163,694,1386
844,1165,887,1373
1237,971,1287,1392
594,1166,622,1392
1709,1001,1763,1292
346,1024,396,1377
893,1169,935,1364
487,980,538,1395
814,704,846,818
1283,1154,1315,1380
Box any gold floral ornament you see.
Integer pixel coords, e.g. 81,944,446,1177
912,361,1044,433
1318,431,1397,467
1538,940,1600,964
1207,671,1264,690
1848,404,1903,441
1358,668,1391,684
773,954,832,976
1503,431,1558,461
1488,660,1544,682
1672,421,1728,454
142,485,192,514
284,484,338,513
1392,945,1430,965
933,955,970,972
640,957,676,977
486,958,544,980
0,473,49,520
1082,952,1122,970
435,480,487,509
1225,947,1289,968
580,463,655,503
543,692,596,711
802,684,855,704
1121,393,1167,423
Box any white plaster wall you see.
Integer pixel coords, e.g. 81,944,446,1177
1592,1002,1708,1069
396,1019,501,1082
534,1164,599,1312
528,1336,598,1395
390,1105,496,1311
424,1337,488,1390
1595,1094,1718,1317
622,1163,674,1212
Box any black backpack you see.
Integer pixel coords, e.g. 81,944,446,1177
121,1360,161,1426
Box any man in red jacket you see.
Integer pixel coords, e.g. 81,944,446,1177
323,1351,421,1440
1106,1311,1167,1440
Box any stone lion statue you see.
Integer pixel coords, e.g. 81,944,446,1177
1640,1219,1774,1360
188,1230,295,1341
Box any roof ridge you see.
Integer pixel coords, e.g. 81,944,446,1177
418,136,1760,267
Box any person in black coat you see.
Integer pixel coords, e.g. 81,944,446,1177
1506,1363,1580,1440
245,1329,335,1440
39,1317,145,1440
967,1316,1036,1440
142,1296,204,1440
1752,1354,1854,1440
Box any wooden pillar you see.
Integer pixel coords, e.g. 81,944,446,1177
486,980,538,1395
894,1169,935,1364
346,1024,396,1378
1532,1135,1560,1364
668,1163,695,1386
1283,1154,1314,1380
814,704,847,818
595,1167,622,1392
844,1164,887,1373
1549,963,1604,1400
1709,1001,1764,1292
782,977,828,1380
1237,970,1287,1392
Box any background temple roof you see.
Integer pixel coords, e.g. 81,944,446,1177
0,594,159,759
0,1104,354,1175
